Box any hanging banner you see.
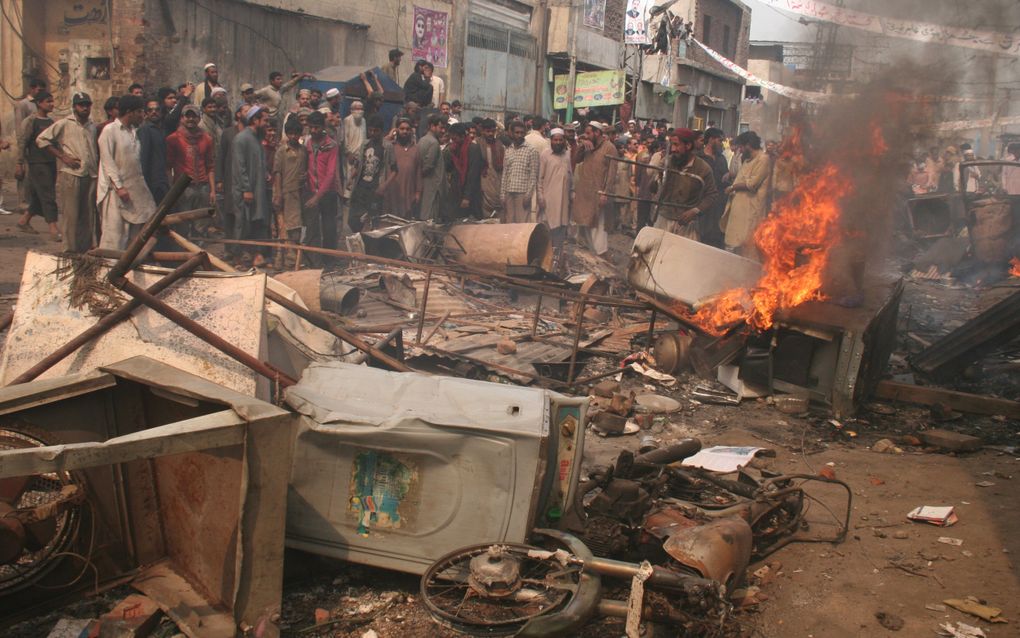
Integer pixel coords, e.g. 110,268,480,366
553,70,626,109
756,0,1020,56
583,0,606,30
624,0,653,45
691,39,832,104
933,115,1020,133
412,6,449,68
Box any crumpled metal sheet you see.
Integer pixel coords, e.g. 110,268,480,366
0,251,267,397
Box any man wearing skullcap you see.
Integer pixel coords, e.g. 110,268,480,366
342,101,367,199
194,63,222,105
324,87,343,114
231,105,273,267
538,128,572,262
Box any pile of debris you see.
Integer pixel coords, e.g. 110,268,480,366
0,174,1017,638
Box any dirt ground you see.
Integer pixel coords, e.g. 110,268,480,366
2,188,1019,638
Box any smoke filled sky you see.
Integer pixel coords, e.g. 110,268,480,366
745,0,815,42
745,0,1020,42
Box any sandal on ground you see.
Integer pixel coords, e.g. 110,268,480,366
16,221,37,234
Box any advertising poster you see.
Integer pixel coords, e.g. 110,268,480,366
412,6,449,68
624,0,652,45
553,70,626,110
583,0,606,30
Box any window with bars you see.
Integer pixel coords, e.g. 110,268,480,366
467,21,510,52
467,20,536,59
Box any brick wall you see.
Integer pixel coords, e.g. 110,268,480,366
603,0,625,44
691,0,748,69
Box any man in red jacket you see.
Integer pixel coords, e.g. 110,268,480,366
166,105,216,234
304,111,339,267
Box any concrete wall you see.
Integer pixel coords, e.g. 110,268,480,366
547,5,624,69
691,0,749,68
135,0,371,99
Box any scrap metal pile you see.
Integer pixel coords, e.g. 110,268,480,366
420,440,851,637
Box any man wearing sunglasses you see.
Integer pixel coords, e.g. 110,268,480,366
138,98,170,203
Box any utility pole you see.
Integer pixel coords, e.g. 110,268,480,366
566,0,579,123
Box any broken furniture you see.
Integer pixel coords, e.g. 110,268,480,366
283,361,588,574
0,251,352,400
761,277,904,417
626,216,903,417
906,192,964,238
911,287,1020,381
907,160,1020,269
0,356,294,637
629,227,762,308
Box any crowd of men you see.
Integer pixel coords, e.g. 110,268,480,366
7,54,780,269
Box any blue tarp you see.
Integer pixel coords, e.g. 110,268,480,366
298,65,404,129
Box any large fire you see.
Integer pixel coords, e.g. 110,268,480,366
677,116,898,336
688,164,854,335
1010,257,1020,278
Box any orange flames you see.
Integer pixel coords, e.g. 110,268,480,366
870,123,888,156
1010,257,1020,278
690,164,854,335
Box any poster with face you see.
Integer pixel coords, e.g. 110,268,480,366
624,0,652,44
583,0,606,30
412,6,449,68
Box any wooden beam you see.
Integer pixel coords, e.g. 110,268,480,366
874,380,1020,419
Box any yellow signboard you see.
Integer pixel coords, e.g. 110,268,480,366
553,70,626,109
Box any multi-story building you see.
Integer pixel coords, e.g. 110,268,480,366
0,0,550,145
636,0,750,134
740,43,794,142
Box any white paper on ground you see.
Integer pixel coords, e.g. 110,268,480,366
681,445,763,473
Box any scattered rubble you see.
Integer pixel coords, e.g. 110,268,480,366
0,168,1017,636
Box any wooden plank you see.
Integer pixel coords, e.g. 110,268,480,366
99,594,163,637
132,561,238,638
0,371,117,415
874,380,1020,419
0,410,245,478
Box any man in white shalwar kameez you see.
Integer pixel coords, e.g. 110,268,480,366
342,100,367,198
538,128,571,260
97,95,156,249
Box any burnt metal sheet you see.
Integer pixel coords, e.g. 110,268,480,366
0,251,268,398
911,287,1020,380
417,332,576,381
322,268,483,331
774,278,904,417
629,227,761,307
